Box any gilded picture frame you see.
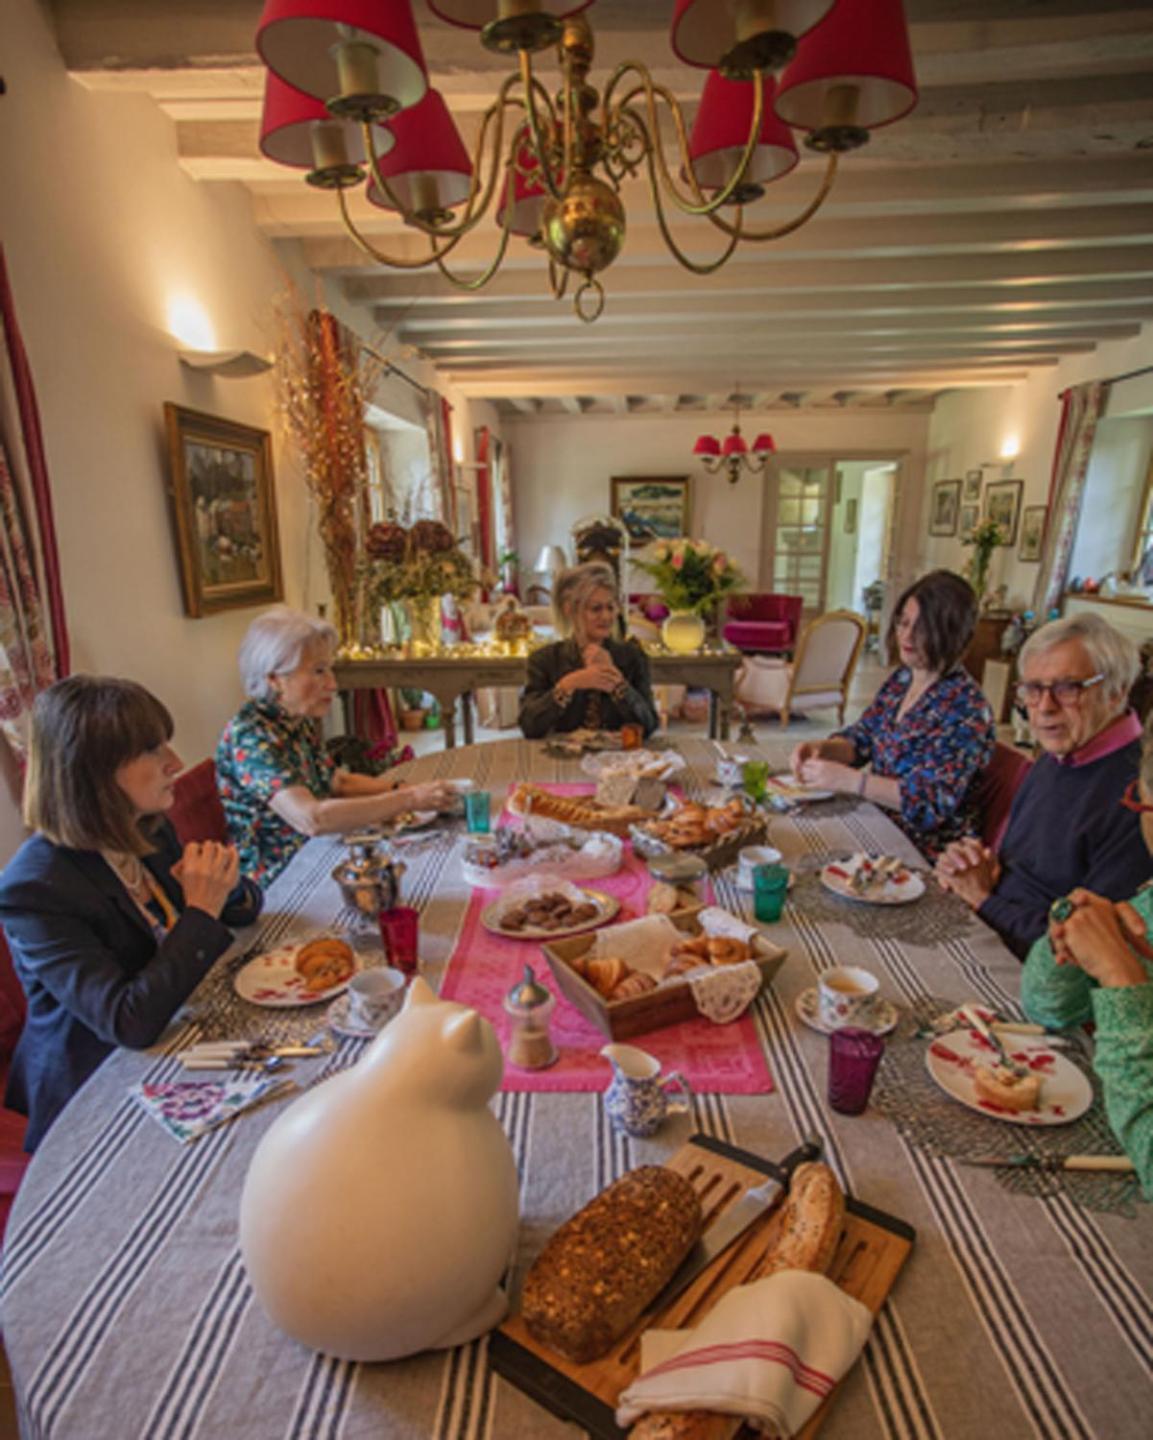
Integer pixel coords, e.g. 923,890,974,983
610,475,691,544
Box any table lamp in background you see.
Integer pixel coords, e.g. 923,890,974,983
535,545,567,598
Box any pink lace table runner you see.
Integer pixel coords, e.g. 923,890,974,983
439,787,773,1094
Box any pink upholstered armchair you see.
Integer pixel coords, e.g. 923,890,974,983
722,594,803,656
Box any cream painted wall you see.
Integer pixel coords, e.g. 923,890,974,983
921,326,1153,613
506,408,930,605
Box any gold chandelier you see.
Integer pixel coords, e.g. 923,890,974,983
256,1,918,322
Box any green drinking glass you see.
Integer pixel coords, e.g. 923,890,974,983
742,759,770,804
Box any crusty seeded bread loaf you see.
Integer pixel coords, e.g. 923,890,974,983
522,1166,702,1364
627,1162,845,1440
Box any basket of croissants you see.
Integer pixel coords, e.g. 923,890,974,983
542,914,787,1040
630,796,769,871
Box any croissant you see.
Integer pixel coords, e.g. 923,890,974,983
610,971,658,1002
584,956,629,997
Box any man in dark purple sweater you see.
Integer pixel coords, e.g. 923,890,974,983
936,613,1150,958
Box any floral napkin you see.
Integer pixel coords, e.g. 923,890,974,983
133,1074,281,1143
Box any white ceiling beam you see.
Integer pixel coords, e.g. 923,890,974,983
449,370,1033,400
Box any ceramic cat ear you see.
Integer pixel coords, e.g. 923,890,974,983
443,1009,484,1053
404,975,437,1009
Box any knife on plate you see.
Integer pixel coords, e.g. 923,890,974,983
960,1154,1136,1174
651,1137,822,1312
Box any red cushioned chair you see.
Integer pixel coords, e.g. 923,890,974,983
0,931,30,1237
169,759,229,846
975,742,1033,851
723,594,803,656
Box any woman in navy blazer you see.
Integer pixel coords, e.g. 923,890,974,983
0,677,261,1151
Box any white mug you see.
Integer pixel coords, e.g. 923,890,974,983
817,966,880,1031
737,845,782,890
346,968,407,1031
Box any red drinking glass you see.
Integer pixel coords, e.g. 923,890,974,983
827,1027,885,1115
378,905,420,980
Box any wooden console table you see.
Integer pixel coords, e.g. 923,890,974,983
334,648,743,746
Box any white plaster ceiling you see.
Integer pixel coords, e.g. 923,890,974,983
54,0,1153,418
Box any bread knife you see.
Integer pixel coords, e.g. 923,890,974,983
651,1137,822,1312
960,1153,1136,1173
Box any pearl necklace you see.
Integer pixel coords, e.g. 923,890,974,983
104,851,149,901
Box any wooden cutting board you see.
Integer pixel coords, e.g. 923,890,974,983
490,1134,915,1440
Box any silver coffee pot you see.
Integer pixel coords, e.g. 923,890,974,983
331,830,406,922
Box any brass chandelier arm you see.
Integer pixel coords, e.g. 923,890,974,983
432,177,520,292
518,48,567,203
605,66,765,217
636,125,744,276
335,187,466,268
548,257,570,301
705,151,840,241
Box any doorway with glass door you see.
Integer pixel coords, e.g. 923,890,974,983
763,458,897,622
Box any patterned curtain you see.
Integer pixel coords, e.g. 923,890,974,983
1033,380,1110,616
0,245,67,760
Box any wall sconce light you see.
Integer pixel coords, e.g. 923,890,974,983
178,349,273,378
167,294,272,378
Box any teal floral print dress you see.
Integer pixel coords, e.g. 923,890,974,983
216,699,335,886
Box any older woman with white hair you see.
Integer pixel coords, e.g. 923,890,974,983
937,611,1150,957
519,563,659,739
216,607,456,885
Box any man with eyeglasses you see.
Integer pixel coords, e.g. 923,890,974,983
937,613,1150,957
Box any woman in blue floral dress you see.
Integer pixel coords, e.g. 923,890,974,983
217,608,457,886
791,570,995,859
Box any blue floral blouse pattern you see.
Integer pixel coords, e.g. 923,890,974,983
216,699,335,886
834,665,995,858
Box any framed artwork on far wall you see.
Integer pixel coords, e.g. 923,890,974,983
959,504,979,541
163,404,284,617
1019,504,1047,562
610,475,690,544
929,479,962,536
983,479,1024,547
963,470,983,501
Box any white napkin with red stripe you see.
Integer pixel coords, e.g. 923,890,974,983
615,1270,872,1436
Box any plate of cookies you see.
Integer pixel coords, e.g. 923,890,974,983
234,936,359,1008
482,887,620,940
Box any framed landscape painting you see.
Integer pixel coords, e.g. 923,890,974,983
610,476,690,544
959,504,979,541
929,479,961,536
164,404,284,617
983,479,1024,547
963,470,983,501
1019,505,1047,561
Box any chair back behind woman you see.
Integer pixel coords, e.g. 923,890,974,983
975,742,1033,849
169,759,229,846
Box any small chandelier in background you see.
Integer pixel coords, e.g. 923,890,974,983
693,390,775,485
255,0,918,322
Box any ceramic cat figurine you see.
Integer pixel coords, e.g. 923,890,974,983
239,977,520,1361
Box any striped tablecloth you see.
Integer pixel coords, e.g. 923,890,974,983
2,737,1150,1440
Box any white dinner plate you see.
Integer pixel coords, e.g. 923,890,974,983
795,987,899,1037
481,888,620,941
925,1029,1092,1126
234,943,358,1009
768,774,834,803
820,857,925,906
386,809,439,834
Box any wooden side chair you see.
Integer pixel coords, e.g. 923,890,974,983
975,742,1033,850
734,610,867,727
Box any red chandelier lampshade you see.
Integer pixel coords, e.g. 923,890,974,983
722,430,748,457
752,433,776,454
689,70,798,199
256,0,428,121
775,0,918,151
367,90,473,217
671,0,836,76
260,72,395,175
497,150,555,239
693,434,721,457
428,0,595,53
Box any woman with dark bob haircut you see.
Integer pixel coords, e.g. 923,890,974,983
0,676,262,1150
791,569,995,858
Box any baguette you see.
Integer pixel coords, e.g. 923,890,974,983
513,783,646,832
522,1167,702,1364
628,1162,845,1440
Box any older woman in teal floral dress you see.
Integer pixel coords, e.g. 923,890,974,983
1021,711,1153,1194
217,608,456,886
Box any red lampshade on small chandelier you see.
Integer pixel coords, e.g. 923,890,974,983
689,70,798,201
256,0,428,122
428,0,595,54
260,72,397,188
497,142,556,239
694,390,775,485
671,0,836,76
775,0,918,152
367,90,473,221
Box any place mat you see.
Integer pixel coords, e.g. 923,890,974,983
874,997,1145,1217
439,852,772,1096
790,853,977,946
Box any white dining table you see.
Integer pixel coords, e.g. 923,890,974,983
1,736,1149,1440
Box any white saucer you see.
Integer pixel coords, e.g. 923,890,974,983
327,992,391,1041
795,987,899,1037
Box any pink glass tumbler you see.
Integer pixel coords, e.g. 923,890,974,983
827,1027,885,1115
378,906,420,980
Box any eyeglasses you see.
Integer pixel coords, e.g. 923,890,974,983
1014,674,1105,707
1121,778,1153,814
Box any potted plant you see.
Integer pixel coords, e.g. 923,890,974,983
398,687,428,732
635,539,744,651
